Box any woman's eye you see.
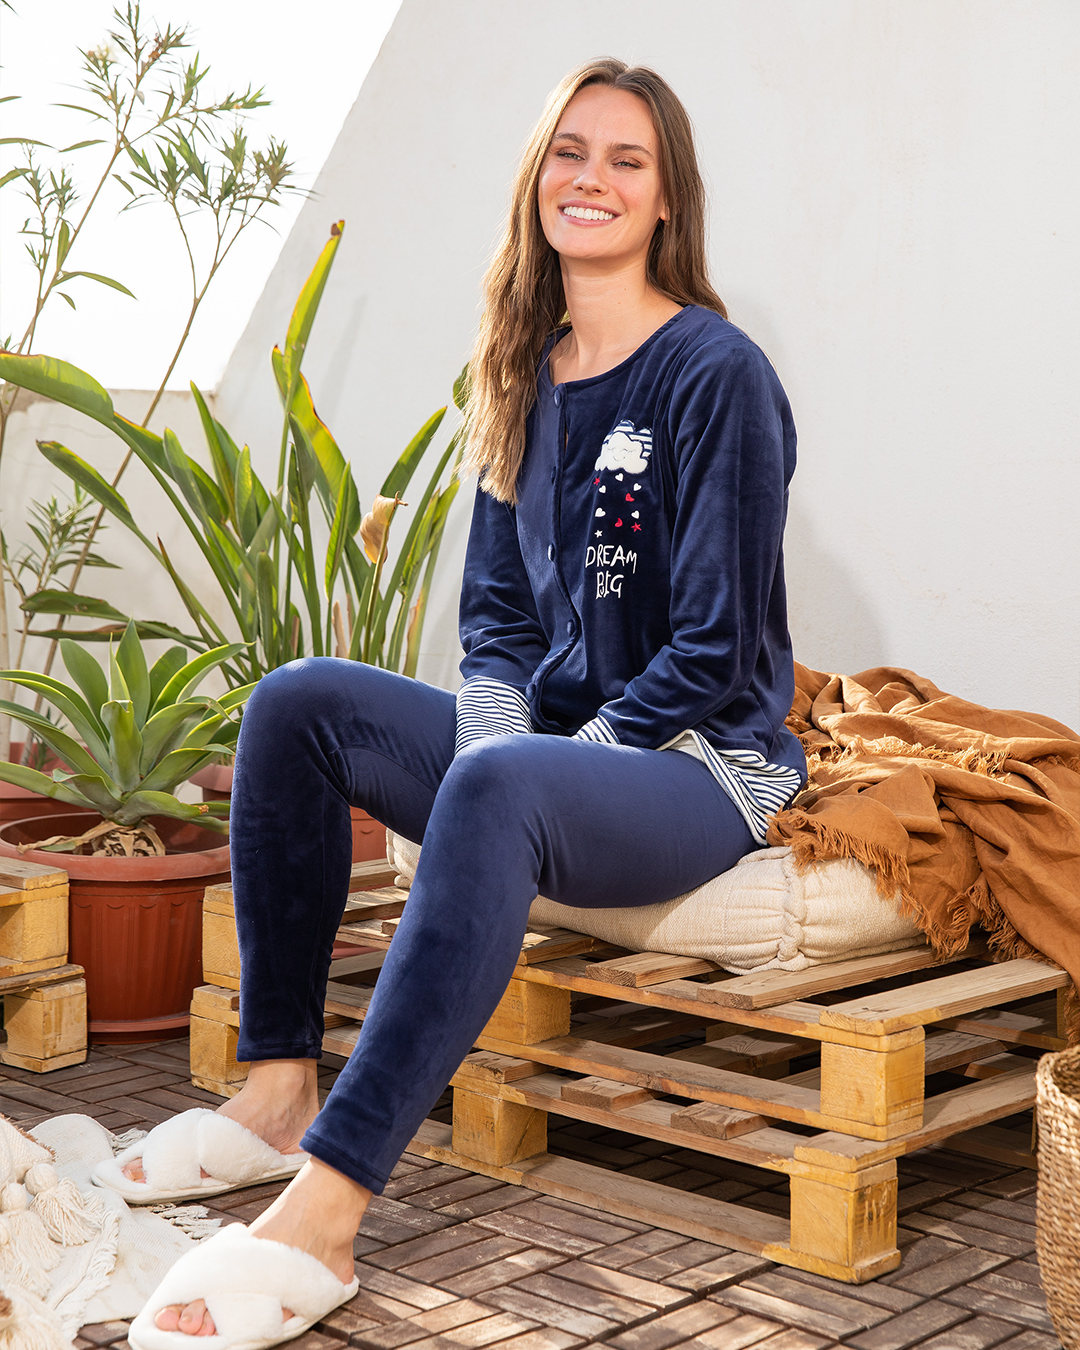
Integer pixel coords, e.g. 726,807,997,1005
556,148,583,161
615,159,641,170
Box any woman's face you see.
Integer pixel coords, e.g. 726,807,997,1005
538,84,667,268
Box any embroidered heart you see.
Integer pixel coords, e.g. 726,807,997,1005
615,518,623,527
595,508,606,517
633,483,642,490
598,485,606,493
615,473,624,481
625,493,634,501
631,510,639,518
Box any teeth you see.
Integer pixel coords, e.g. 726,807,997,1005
563,205,614,222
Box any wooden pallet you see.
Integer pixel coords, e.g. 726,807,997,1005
190,858,403,1093
190,893,1068,1283
0,857,86,1072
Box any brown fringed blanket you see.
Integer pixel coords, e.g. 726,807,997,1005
767,665,1080,1036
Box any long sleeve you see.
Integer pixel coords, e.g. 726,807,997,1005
574,341,795,752
459,485,551,694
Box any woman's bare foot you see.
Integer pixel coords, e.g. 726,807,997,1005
154,1157,371,1336
123,1059,320,1184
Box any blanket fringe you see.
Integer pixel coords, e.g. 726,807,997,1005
147,1203,221,1241
773,811,910,900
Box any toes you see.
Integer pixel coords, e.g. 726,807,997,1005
155,1304,182,1330
169,1299,215,1336
123,1160,146,1183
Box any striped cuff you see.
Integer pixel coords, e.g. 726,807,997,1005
455,677,532,755
572,714,620,745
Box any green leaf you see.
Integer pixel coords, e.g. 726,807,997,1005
20,588,128,621
55,270,137,299
325,466,350,599
162,427,225,526
0,671,109,763
108,644,130,705
140,703,201,773
0,167,29,190
58,293,76,310
56,220,71,267
234,445,259,546
101,699,142,792
51,771,123,815
35,442,150,544
0,353,115,427
281,221,344,397
453,363,471,412
255,551,278,670
153,642,249,711
118,791,230,832
0,137,50,147
0,760,98,810
58,639,108,719
137,746,220,794
115,620,151,724
190,383,237,512
148,646,190,710
59,139,106,152
380,407,446,500
216,682,256,713
0,698,104,779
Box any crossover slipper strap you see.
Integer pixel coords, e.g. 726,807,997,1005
129,1223,360,1349
115,1109,301,1192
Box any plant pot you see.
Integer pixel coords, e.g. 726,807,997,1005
0,811,231,1044
190,764,387,863
0,742,78,825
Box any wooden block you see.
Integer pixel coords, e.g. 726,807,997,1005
0,891,67,969
454,1051,547,1087
1,977,86,1067
482,978,571,1046
672,1030,811,1073
934,1000,1065,1050
0,963,84,997
819,1037,925,1131
0,882,66,907
202,906,241,988
190,1011,249,1092
923,1029,1005,1073
963,1052,1037,1079
560,1076,654,1110
820,959,1069,1035
787,1162,899,1279
518,927,606,965
452,1086,546,1166
580,951,718,987
202,883,235,917
0,859,68,890
350,859,398,890
572,1007,706,1047
945,1121,1038,1170
703,944,951,1009
190,983,241,1026
669,1100,771,1139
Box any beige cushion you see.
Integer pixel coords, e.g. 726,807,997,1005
385,832,923,974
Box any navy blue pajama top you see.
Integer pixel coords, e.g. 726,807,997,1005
457,304,805,842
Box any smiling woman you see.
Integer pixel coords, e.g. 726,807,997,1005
120,56,806,1348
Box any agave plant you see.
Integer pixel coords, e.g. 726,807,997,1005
0,622,251,854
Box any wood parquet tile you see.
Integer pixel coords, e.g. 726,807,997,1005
1,1038,1061,1349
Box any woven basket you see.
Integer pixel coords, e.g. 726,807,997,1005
1036,1045,1080,1349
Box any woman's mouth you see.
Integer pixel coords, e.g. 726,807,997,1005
560,205,616,223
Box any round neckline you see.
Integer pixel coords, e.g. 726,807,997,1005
543,304,694,392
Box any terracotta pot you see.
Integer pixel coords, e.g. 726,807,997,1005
0,811,230,1044
0,742,78,825
190,764,387,863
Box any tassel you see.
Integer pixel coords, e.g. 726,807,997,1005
24,1164,101,1246
0,1185,58,1297
0,1282,69,1350
0,1217,50,1301
0,1119,51,1183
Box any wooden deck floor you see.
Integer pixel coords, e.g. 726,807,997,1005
1,1038,1061,1350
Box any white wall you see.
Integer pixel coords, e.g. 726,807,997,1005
215,0,1080,729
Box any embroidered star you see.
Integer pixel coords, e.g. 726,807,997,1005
593,477,600,485
632,523,642,531
595,529,603,537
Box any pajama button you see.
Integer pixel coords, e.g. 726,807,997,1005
548,545,555,561
566,621,574,635
553,389,562,406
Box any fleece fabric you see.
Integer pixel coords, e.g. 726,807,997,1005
459,304,805,786
229,660,757,1194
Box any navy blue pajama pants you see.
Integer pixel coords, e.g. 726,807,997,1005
230,658,759,1194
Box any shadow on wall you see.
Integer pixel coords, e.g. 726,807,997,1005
784,501,886,678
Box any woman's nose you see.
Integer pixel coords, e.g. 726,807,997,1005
572,160,605,194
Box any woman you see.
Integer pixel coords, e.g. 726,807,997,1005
124,57,805,1347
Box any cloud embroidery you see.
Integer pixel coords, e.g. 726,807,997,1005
595,421,652,474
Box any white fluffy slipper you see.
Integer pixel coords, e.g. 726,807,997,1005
91,1109,307,1204
128,1221,360,1349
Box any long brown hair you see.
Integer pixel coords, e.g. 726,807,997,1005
463,57,726,503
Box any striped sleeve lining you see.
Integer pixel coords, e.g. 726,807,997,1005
455,677,533,755
572,714,621,745
668,729,802,845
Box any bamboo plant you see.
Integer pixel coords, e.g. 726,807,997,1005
0,222,464,691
